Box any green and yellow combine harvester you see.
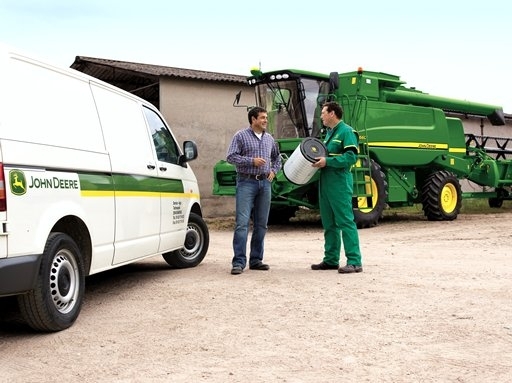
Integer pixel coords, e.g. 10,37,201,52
213,68,512,227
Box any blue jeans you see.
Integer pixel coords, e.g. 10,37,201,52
232,177,271,269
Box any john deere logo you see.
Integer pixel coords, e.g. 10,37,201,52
10,170,27,196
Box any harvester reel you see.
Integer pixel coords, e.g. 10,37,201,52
421,171,462,221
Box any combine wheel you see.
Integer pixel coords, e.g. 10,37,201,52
354,159,388,228
488,198,503,208
489,188,505,208
421,171,461,221
268,206,298,224
163,212,209,268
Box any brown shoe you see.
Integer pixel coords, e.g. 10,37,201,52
311,262,339,270
249,262,269,270
338,264,363,273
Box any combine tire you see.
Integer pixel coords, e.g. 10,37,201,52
18,233,85,332
163,212,209,268
488,198,503,208
421,171,461,221
354,159,388,228
267,206,298,224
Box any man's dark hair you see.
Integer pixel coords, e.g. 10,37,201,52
323,101,343,119
248,106,267,124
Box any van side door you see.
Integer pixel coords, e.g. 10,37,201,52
142,107,189,252
90,84,161,265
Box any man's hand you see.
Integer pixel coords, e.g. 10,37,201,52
253,157,267,167
312,157,326,168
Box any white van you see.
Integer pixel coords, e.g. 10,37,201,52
0,44,209,331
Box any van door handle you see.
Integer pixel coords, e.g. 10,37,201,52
147,164,156,169
159,166,167,171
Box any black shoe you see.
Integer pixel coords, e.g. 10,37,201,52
311,262,339,270
231,266,243,275
338,264,363,273
249,262,269,270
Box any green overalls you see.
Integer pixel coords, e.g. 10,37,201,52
319,121,362,266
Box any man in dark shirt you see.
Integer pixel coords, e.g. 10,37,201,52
226,107,282,275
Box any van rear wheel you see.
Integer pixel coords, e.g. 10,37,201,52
163,212,209,268
18,233,85,332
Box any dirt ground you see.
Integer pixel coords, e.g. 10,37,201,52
1,210,512,383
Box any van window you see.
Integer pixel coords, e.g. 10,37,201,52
143,107,179,164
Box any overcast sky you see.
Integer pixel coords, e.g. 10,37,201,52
1,0,511,113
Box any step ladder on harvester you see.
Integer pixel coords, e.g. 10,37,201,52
341,94,374,212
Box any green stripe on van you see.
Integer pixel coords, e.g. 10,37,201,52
78,173,185,197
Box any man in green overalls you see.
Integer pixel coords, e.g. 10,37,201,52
311,101,363,273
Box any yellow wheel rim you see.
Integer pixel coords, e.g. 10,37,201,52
357,175,378,213
440,183,457,213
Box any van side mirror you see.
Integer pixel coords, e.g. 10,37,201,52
179,140,198,167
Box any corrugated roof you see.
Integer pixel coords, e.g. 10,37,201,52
71,56,247,83
70,56,249,108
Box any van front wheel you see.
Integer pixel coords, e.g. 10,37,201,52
163,212,209,268
18,233,85,332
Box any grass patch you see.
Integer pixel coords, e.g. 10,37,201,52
293,198,512,224
460,198,512,214
205,199,512,230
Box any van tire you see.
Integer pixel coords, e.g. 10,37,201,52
18,233,85,332
163,212,209,268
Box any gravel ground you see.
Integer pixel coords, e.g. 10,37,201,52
1,211,512,382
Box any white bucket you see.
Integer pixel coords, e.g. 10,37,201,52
283,138,327,185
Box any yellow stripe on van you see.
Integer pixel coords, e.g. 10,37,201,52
81,190,200,199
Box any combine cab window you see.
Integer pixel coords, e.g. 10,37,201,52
302,78,325,138
255,78,326,139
